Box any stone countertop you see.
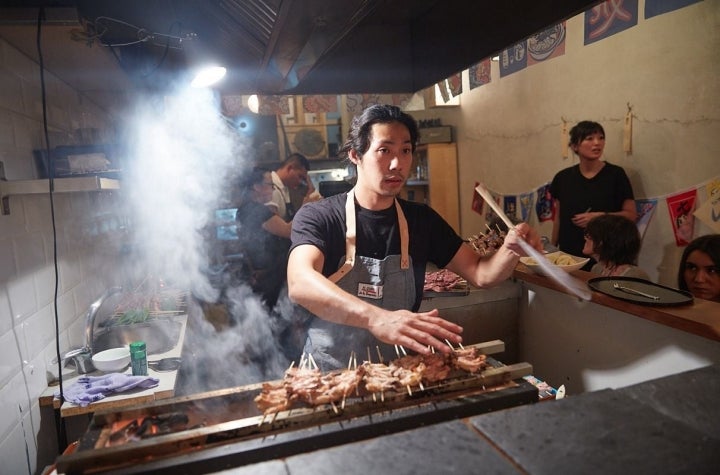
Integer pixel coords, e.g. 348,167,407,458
39,314,188,417
211,364,720,474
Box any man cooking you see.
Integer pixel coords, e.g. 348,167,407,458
286,104,541,370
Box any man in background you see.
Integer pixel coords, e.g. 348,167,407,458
270,153,320,221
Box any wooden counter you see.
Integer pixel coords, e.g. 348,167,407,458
513,264,720,342
40,314,188,418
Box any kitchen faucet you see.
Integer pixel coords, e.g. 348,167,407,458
60,286,123,373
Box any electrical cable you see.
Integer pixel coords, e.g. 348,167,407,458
37,6,68,450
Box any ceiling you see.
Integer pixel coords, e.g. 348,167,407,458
0,0,600,111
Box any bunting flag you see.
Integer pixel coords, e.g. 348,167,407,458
303,95,339,114
499,42,527,77
645,0,702,18
666,189,697,246
693,178,720,233
436,80,451,103
535,183,555,222
469,59,491,90
584,0,638,45
527,22,566,66
258,95,291,115
472,182,484,215
519,192,534,223
447,73,463,97
635,198,658,239
504,195,518,220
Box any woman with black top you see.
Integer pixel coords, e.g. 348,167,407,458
550,121,636,270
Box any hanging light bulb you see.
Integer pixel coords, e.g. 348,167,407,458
190,66,226,88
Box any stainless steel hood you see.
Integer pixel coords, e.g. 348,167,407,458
0,1,600,109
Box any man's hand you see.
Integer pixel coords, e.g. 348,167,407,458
367,308,463,355
503,222,543,255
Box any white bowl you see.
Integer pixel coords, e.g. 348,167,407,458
520,251,589,275
92,347,131,373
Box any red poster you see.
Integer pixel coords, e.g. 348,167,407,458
472,182,484,215
666,189,697,246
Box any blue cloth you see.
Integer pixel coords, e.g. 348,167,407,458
54,373,159,407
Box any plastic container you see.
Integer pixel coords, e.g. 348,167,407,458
129,341,148,376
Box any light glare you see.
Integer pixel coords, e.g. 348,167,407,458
191,66,227,88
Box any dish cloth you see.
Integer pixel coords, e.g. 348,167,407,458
55,373,160,407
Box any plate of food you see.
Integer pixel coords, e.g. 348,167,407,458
520,251,589,275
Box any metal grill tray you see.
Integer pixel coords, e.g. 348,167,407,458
588,276,693,306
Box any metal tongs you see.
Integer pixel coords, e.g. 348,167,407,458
474,184,592,301
612,282,659,300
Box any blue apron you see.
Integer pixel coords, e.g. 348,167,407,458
303,189,416,371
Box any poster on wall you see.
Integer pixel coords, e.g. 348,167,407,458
303,95,338,114
527,22,566,66
693,178,720,233
469,59,492,90
258,95,291,115
645,0,702,19
584,0,638,45
635,198,658,239
345,94,382,115
666,188,697,246
499,42,527,77
535,183,555,222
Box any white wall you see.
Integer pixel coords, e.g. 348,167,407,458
0,38,125,474
519,283,720,394
411,1,720,287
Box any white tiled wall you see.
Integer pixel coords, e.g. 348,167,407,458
0,38,126,474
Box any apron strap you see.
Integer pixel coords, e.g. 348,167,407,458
329,189,409,283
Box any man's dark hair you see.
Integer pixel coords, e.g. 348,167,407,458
339,104,419,161
279,152,311,171
568,120,605,147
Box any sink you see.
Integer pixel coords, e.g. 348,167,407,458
93,320,182,356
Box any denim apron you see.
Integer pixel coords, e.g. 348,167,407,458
303,189,416,371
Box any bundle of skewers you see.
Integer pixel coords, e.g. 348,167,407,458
254,342,489,420
466,223,507,255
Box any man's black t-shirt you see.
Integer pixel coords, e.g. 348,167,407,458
291,192,464,310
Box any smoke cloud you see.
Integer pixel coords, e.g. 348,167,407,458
120,86,291,391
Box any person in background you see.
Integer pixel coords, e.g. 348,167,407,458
677,234,720,302
582,214,649,279
235,167,292,309
550,121,636,270
286,104,542,370
270,153,321,221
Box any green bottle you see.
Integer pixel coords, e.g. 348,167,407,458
130,341,147,376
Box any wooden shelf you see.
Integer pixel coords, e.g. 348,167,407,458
0,176,120,215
